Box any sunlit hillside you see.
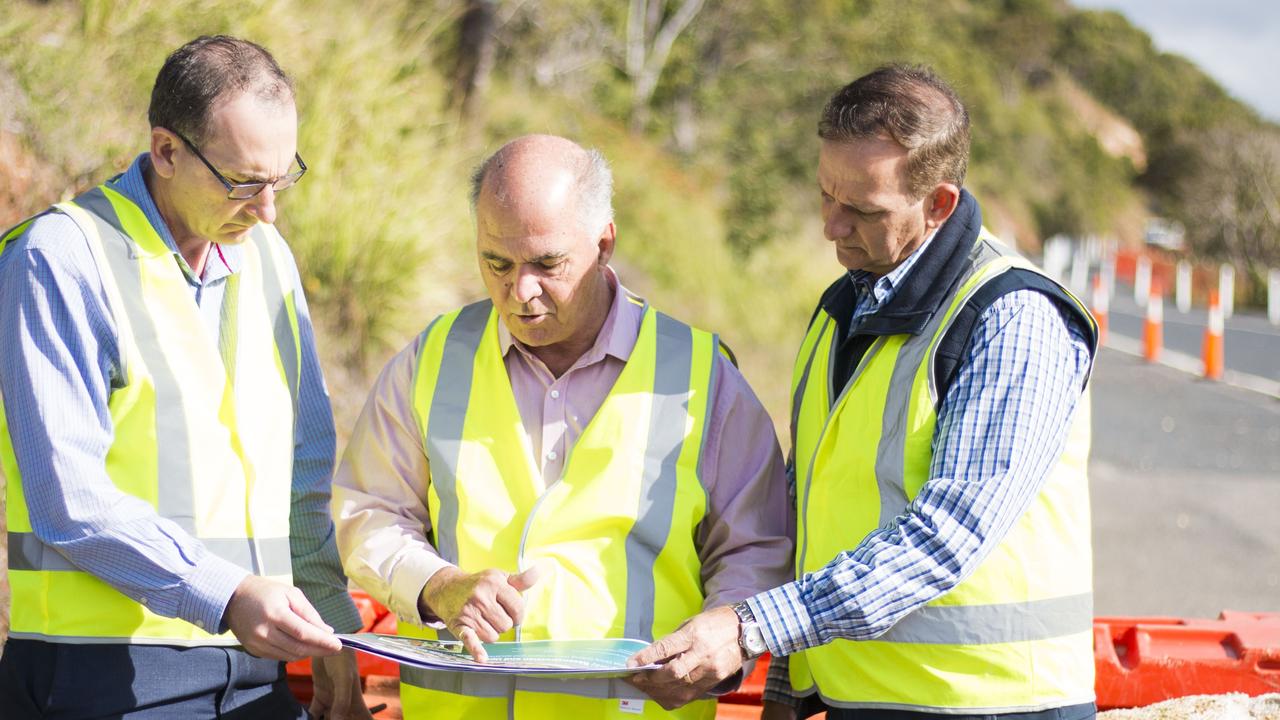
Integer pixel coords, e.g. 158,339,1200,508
3,0,1277,434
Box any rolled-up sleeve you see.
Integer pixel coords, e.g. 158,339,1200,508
331,334,454,625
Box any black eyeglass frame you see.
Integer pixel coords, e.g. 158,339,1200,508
172,129,307,200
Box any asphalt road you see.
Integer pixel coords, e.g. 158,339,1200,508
1089,347,1280,619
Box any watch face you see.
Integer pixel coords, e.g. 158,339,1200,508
742,624,768,657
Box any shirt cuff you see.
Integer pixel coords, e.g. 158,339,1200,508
178,554,251,635
747,583,821,657
390,551,457,625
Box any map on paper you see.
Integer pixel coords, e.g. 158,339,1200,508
338,633,660,677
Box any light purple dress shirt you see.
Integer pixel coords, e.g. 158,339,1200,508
332,269,794,627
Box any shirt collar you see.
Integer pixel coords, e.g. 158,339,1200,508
108,152,242,284
848,224,942,310
497,265,643,366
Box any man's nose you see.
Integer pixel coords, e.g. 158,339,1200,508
824,209,852,242
511,266,543,305
245,185,278,225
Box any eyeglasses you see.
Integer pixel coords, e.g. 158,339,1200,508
172,129,307,200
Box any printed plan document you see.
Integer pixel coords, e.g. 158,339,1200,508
338,634,659,678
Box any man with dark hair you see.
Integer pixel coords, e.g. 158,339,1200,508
630,64,1099,719
0,35,369,718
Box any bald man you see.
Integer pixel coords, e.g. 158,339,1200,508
331,135,793,719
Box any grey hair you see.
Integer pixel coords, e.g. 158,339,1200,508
575,148,614,233
469,145,614,233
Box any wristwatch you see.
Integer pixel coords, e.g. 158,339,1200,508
730,601,768,660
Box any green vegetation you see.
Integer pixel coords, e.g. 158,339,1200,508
2,0,1277,431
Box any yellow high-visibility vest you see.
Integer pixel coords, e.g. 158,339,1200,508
788,231,1097,713
400,298,718,719
1,184,300,644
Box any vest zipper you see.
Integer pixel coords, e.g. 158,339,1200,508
513,460,571,642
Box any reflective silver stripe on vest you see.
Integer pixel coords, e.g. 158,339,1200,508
8,531,292,576
872,303,960,528
424,300,493,564
73,188,198,534
790,316,831,453
253,233,301,406
623,311,693,641
878,592,1094,645
695,334,724,482
401,666,648,700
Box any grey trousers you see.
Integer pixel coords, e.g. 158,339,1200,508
0,639,308,719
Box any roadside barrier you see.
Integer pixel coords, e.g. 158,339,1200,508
1269,269,1280,326
1142,281,1163,363
1202,290,1225,381
286,591,400,716
1091,273,1109,346
1219,264,1235,319
1176,261,1192,314
1094,612,1280,709
1134,255,1152,306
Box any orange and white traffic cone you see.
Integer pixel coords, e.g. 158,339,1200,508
1142,282,1163,363
1203,290,1225,380
1090,273,1109,346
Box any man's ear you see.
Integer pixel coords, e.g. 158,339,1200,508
597,222,617,266
150,127,182,180
925,184,961,230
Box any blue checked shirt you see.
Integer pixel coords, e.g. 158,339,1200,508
750,231,1092,702
0,154,360,636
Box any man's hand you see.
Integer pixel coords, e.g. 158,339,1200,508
625,605,743,710
311,648,375,720
223,575,343,661
419,566,541,662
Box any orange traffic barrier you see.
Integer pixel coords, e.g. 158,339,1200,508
286,590,401,717
1202,290,1225,381
1094,611,1280,709
1142,281,1163,363
1090,273,1109,346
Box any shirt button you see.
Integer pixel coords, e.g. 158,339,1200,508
195,619,205,629
547,450,558,461
550,389,561,399
139,596,149,606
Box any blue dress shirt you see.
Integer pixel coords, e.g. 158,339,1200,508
753,230,1092,701
0,154,359,636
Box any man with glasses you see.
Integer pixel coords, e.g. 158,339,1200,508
0,36,368,718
